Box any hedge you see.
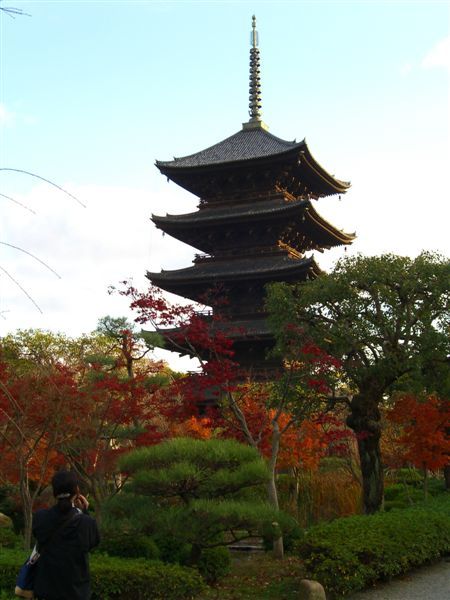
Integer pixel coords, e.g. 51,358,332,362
0,549,205,599
296,494,450,598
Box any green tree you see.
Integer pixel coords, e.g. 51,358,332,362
0,327,170,534
0,328,107,371
59,319,171,523
267,252,449,514
95,315,153,379
111,438,289,566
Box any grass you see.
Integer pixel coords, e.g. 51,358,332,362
198,553,306,600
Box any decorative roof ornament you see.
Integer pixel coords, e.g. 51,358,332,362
243,15,269,131
249,15,261,120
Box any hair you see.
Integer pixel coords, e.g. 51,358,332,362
52,470,78,514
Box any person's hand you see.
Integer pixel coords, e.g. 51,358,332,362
74,494,89,511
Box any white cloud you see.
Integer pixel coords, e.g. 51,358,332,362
0,103,14,126
421,36,450,72
399,62,413,76
0,181,197,346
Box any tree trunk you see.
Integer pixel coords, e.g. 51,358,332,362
267,421,284,559
188,543,202,566
91,479,105,527
423,465,428,501
444,465,450,490
287,467,300,515
19,476,33,551
347,392,384,514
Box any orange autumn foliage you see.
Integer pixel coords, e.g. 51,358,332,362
387,394,450,471
169,416,214,440
215,389,328,470
277,417,328,471
0,443,64,487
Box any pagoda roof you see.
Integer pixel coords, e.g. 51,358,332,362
153,196,308,226
147,254,320,298
210,316,274,340
156,127,303,169
146,313,274,364
147,317,273,346
152,197,355,250
156,126,350,196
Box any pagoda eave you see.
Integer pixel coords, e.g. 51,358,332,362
156,137,350,198
147,255,319,285
151,198,355,254
145,316,278,364
146,257,321,304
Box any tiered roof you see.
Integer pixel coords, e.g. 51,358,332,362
147,255,320,303
152,196,355,254
156,128,350,198
147,16,355,372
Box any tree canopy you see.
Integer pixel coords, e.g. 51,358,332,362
267,252,449,513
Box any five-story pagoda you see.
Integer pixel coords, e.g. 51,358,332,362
148,16,355,376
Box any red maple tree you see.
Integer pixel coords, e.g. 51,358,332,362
119,282,342,557
0,359,86,548
387,393,450,496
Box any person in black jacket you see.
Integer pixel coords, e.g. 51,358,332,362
32,471,100,600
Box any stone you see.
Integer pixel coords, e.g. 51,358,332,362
0,512,13,528
297,579,326,600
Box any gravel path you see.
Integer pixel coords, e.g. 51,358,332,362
349,559,450,600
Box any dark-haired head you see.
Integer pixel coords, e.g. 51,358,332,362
52,471,79,514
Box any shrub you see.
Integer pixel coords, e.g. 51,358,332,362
384,484,424,510
0,549,205,600
152,534,191,565
383,483,405,501
90,556,205,599
261,512,303,552
114,438,286,568
98,532,160,560
296,494,450,597
0,486,22,534
197,546,231,584
384,479,446,511
0,527,19,549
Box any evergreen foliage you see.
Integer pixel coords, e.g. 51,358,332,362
296,494,450,597
267,252,449,513
0,550,205,599
111,438,292,575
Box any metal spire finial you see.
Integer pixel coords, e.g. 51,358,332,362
248,15,261,121
251,14,258,49
243,15,268,130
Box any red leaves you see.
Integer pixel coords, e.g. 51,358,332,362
387,394,450,471
315,413,357,456
117,281,196,327
0,358,86,487
117,279,349,480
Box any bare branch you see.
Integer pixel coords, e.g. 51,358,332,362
0,265,43,312
0,192,36,214
0,242,61,279
0,168,85,207
0,4,31,17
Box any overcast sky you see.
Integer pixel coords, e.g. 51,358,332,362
1,1,449,369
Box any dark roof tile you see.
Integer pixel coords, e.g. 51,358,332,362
152,198,309,225
156,127,304,169
147,255,317,284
